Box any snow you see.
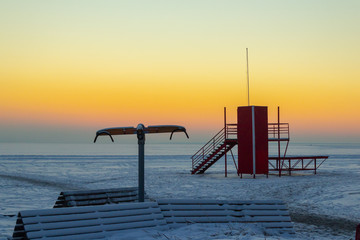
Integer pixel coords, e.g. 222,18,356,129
109,223,293,240
0,142,359,239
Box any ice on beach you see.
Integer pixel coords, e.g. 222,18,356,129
0,142,359,239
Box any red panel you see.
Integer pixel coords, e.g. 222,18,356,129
237,106,268,175
237,107,253,174
254,107,268,174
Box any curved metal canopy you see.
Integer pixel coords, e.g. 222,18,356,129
94,125,189,142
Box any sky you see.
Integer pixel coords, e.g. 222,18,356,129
1,0,359,143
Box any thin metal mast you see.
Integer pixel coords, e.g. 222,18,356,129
246,48,250,106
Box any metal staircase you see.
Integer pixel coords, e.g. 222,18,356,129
191,125,237,174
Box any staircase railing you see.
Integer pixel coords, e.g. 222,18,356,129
191,128,226,170
191,124,238,171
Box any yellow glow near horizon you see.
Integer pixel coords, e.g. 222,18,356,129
1,0,360,142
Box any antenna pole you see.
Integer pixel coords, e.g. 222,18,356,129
246,48,250,106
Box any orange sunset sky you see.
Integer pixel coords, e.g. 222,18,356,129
1,0,359,143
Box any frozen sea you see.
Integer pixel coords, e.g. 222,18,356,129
0,142,359,239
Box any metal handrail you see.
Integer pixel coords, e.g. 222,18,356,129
268,123,289,139
191,128,226,169
191,124,238,170
226,124,237,139
191,128,224,158
194,134,224,162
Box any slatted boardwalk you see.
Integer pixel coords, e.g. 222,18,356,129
54,187,150,208
157,199,294,234
12,202,167,240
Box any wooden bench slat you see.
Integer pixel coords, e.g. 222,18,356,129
164,215,291,223
24,213,165,231
161,209,289,217
61,187,138,196
261,222,294,228
66,196,139,207
22,202,158,217
242,215,291,222
240,210,290,216
164,216,240,223
159,204,288,211
162,210,239,217
157,199,285,204
65,192,137,201
159,205,232,210
22,207,161,224
238,205,288,210
26,219,168,239
33,225,170,240
55,187,149,208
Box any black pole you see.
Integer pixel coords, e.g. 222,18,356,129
137,124,145,202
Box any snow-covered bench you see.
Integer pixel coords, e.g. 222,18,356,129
12,198,293,239
12,202,167,240
157,199,294,234
54,187,150,208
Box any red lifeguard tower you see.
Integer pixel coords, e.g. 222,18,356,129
191,106,328,177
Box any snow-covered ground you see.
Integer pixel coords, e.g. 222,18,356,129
0,142,359,239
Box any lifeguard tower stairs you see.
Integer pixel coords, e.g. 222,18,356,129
191,106,328,177
191,125,238,174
